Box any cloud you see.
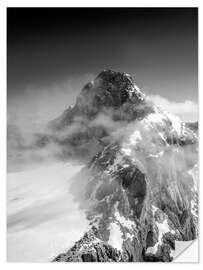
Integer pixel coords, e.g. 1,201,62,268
7,74,94,133
149,95,198,122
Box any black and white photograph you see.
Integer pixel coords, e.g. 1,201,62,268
6,7,199,263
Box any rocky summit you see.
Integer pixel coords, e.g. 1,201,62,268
51,70,198,262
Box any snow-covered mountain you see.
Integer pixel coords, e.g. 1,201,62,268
49,70,198,262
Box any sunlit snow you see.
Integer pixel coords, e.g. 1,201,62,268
146,205,175,255
114,202,135,230
108,222,123,251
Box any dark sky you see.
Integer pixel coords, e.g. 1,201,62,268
7,8,198,123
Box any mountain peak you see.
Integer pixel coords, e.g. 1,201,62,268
51,70,198,261
49,70,151,137
96,69,134,85
75,70,145,113
47,70,197,163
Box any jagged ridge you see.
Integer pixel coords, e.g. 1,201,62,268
51,70,198,262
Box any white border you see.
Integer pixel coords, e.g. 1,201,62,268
1,0,201,7
0,1,202,270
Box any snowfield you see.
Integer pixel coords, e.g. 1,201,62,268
7,163,89,262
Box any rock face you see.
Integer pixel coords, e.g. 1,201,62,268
52,70,198,262
47,70,153,161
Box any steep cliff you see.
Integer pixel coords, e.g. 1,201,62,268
52,70,198,262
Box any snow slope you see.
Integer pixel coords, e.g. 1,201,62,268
7,163,89,262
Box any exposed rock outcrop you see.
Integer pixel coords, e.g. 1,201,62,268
45,70,198,262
